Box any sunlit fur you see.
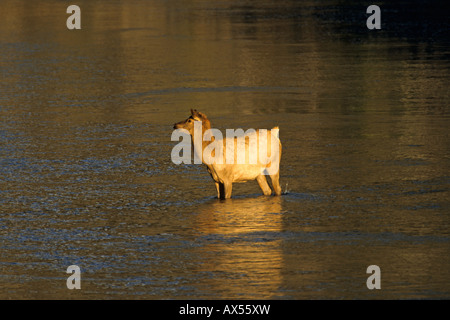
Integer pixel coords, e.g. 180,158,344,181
173,109,282,199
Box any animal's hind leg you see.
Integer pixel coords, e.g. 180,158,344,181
269,171,282,196
256,174,272,196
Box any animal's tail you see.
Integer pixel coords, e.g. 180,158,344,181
271,126,279,139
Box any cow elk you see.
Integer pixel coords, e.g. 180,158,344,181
172,109,282,199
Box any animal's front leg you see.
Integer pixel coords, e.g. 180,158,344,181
214,182,221,199
223,181,233,199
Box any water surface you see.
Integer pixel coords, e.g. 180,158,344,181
0,0,449,299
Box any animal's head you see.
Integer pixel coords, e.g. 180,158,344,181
173,109,210,135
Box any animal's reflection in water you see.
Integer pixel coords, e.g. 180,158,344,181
195,195,283,234
193,196,283,298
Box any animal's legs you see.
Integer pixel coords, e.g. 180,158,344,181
269,171,282,196
215,182,221,199
256,174,272,196
223,181,233,199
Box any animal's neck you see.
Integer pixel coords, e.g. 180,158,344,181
191,119,215,164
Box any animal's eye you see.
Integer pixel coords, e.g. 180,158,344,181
188,119,192,122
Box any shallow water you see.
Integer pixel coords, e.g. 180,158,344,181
0,0,449,299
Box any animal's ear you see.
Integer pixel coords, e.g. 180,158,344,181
191,109,200,120
197,111,208,119
191,109,207,121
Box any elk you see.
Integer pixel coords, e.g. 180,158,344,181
172,109,282,199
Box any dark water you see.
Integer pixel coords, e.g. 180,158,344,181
1,0,449,299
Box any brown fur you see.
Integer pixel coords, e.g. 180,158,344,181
174,109,282,199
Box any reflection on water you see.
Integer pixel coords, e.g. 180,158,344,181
195,196,282,235
194,197,283,299
0,0,449,299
